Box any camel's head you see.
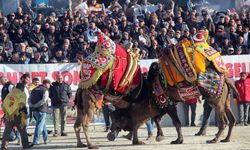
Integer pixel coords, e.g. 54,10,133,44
147,62,160,84
96,32,116,55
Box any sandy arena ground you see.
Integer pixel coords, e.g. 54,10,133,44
3,124,250,150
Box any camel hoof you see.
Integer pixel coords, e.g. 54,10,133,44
170,138,183,144
88,144,98,149
133,140,145,145
220,138,230,142
77,142,87,147
206,138,218,144
107,131,118,141
156,135,165,142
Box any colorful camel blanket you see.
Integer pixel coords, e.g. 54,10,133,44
197,69,225,98
161,30,228,86
80,32,141,96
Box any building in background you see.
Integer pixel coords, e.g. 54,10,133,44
0,0,19,15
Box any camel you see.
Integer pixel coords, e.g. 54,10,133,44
107,63,183,145
73,33,183,149
153,29,240,143
73,70,183,149
147,61,239,143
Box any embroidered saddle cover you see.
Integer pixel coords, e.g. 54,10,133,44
197,68,225,98
79,32,141,96
160,30,228,86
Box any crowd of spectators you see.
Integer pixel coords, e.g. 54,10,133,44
0,0,250,64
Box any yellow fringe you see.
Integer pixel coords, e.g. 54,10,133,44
79,60,114,89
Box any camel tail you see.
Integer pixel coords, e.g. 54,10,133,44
225,77,240,100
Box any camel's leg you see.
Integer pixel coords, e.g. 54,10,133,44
153,115,165,142
206,84,229,144
132,125,145,145
207,104,228,143
221,95,236,142
167,104,183,144
82,105,98,149
74,108,87,147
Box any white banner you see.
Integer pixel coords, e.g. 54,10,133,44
0,55,249,91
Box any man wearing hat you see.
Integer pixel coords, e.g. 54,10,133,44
29,24,45,51
29,79,51,145
200,12,215,36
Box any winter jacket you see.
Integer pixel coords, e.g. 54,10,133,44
235,77,250,103
29,85,48,113
1,81,14,101
49,81,72,107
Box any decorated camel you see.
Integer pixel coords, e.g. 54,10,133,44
74,32,183,149
152,30,240,143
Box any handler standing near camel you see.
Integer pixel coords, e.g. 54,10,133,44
49,73,72,137
235,72,250,126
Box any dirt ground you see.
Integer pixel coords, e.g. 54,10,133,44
3,124,250,150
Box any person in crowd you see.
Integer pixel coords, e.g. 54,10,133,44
200,12,215,36
29,79,51,145
1,73,33,150
242,26,250,48
29,51,44,64
157,28,169,48
9,51,20,64
220,36,234,55
148,39,161,59
0,46,8,63
28,78,40,91
102,102,115,132
0,76,14,101
110,25,122,42
228,26,238,46
235,72,250,126
183,98,198,126
214,25,226,47
0,0,249,63
1,34,13,57
44,25,57,51
49,73,72,137
234,36,249,55
58,25,73,45
40,43,52,63
29,24,45,51
209,36,222,53
175,17,189,35
12,28,27,46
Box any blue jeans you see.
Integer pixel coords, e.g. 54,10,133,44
33,111,48,144
102,104,115,127
183,103,197,126
146,119,154,136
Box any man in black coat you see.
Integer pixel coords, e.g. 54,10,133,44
49,73,72,137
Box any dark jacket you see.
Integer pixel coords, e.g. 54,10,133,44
49,81,72,107
1,81,14,101
29,85,48,112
